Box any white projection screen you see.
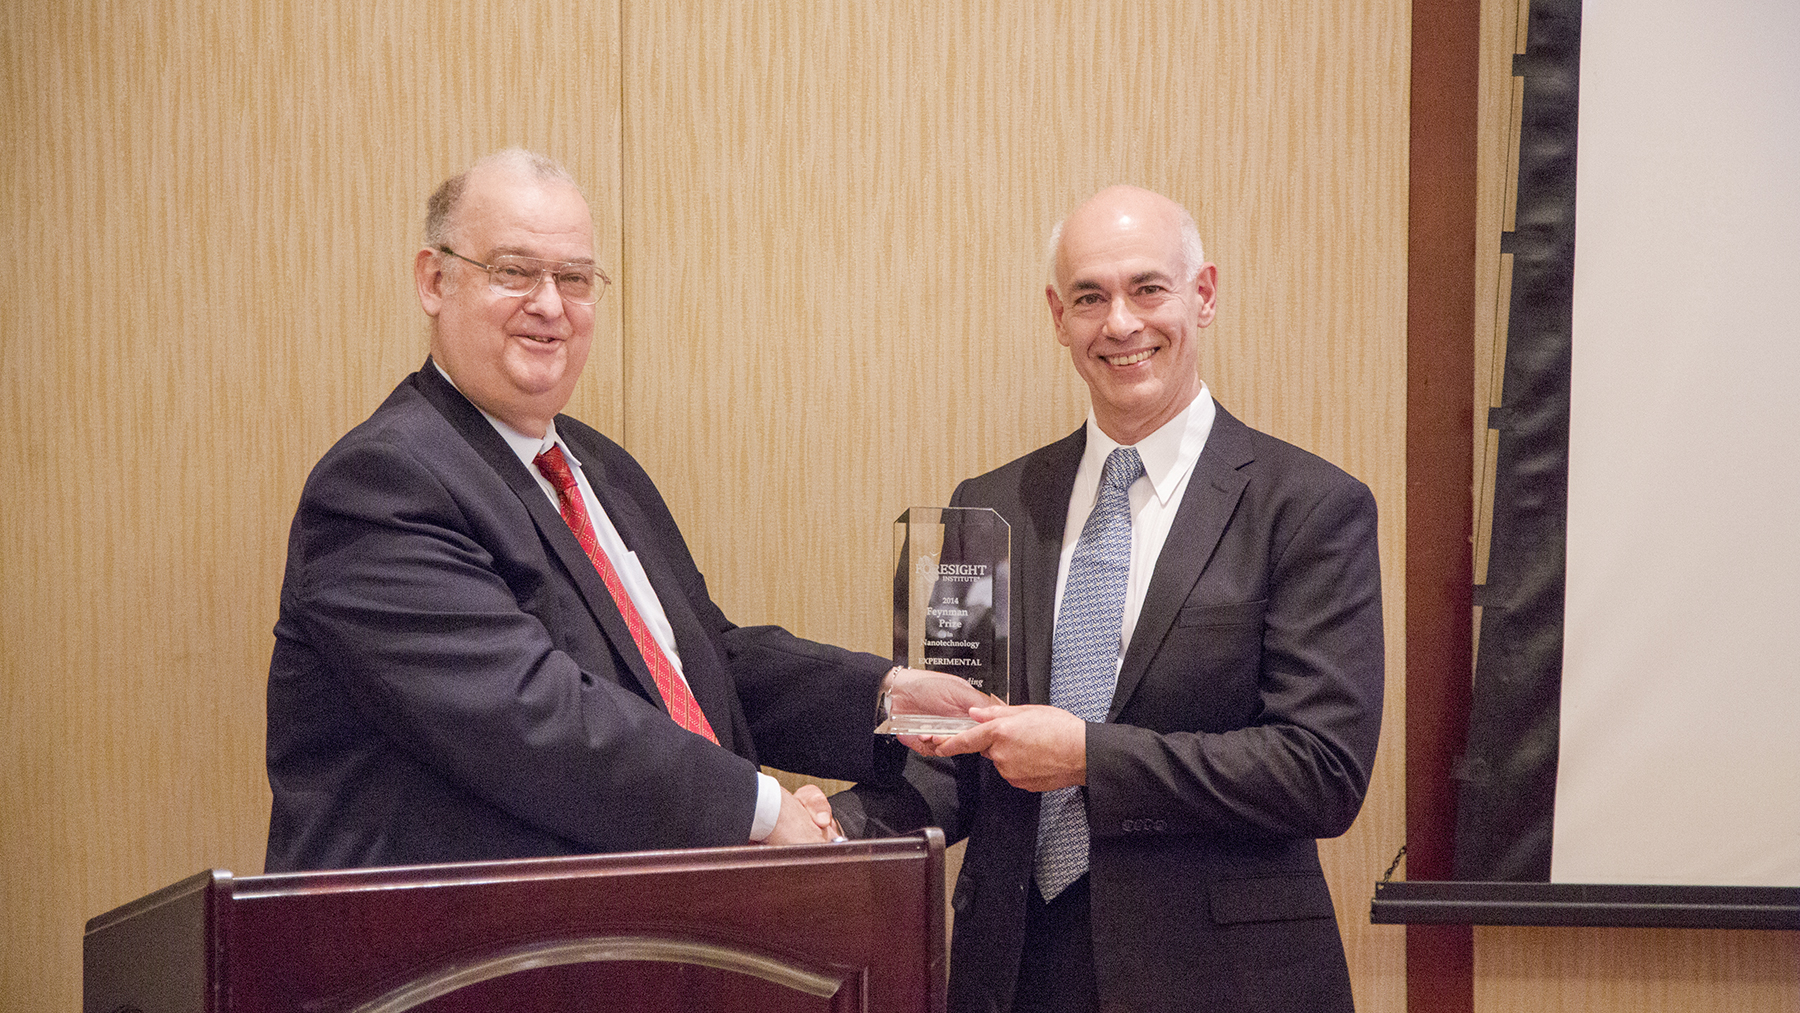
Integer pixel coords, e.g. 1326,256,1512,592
1553,0,1800,887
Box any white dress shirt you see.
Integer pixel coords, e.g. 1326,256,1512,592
1052,387,1217,668
442,364,783,841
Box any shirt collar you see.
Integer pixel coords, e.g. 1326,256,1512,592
489,413,567,472
433,359,577,473
1082,384,1215,507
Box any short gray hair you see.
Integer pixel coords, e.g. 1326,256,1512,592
423,149,582,248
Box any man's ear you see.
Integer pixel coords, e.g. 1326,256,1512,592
1192,263,1218,328
416,247,446,317
1046,284,1073,347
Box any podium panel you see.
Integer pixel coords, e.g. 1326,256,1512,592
85,831,945,1013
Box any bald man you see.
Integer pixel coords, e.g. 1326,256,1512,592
835,186,1385,1013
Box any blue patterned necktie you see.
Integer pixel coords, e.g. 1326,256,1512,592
1035,445,1143,902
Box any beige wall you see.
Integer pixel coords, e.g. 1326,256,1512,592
0,4,1407,1009
5,4,1772,1013
624,5,1411,1010
3,4,624,1008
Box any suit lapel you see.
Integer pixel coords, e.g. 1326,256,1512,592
576,449,740,751
411,361,670,711
1020,429,1085,706
1109,401,1253,719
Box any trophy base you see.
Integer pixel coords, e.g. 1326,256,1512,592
875,713,977,736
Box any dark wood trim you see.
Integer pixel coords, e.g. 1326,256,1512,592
1406,1,1480,1011
86,834,949,1013
1374,881,1800,931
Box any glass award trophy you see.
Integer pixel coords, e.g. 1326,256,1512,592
876,506,1010,735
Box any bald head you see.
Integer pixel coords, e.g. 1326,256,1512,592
1044,185,1218,445
414,149,597,438
425,148,586,249
1049,185,1206,289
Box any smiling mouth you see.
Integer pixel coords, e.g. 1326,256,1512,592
516,333,561,345
1104,348,1156,366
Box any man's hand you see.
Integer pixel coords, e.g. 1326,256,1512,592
883,667,998,718
913,704,1088,792
794,783,847,840
763,784,845,845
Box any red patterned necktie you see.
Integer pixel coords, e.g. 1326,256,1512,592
533,445,719,743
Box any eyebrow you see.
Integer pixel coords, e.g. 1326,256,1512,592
488,246,596,266
1067,270,1176,293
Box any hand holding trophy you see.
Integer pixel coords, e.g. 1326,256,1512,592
876,507,1010,735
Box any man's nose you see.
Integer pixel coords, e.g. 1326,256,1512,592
1103,297,1142,337
522,270,566,317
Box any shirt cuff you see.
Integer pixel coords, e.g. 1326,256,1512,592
748,772,782,842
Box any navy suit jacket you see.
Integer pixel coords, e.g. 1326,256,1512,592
839,402,1384,1013
266,361,896,872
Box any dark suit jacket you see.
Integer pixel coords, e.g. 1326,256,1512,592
839,402,1384,1013
266,360,896,872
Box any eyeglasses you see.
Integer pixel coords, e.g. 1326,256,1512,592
437,246,609,305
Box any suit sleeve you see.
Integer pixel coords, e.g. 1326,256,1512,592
564,426,903,784
1084,472,1385,842
282,433,767,852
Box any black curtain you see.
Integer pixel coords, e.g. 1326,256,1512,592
1452,0,1581,882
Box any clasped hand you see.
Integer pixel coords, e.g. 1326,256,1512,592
763,784,847,845
900,704,1088,793
759,669,994,846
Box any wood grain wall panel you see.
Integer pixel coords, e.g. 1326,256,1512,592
4,1,1419,1011
622,3,1408,1011
1477,926,1800,1013
1474,0,1525,595
1,4,621,1010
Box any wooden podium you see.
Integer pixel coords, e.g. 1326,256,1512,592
85,830,946,1013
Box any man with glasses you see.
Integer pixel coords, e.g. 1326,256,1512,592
265,149,982,872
